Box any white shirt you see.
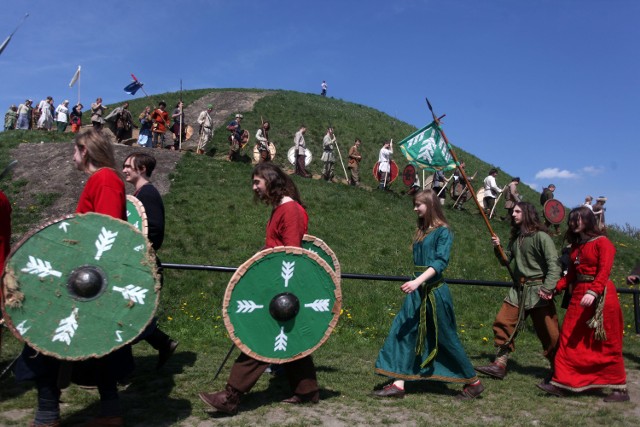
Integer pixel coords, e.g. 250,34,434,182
483,175,500,199
378,147,392,173
55,104,69,123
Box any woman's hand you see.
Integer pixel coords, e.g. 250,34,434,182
401,280,421,294
491,235,500,247
538,288,553,300
580,293,596,307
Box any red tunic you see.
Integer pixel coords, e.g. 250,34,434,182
553,236,626,391
76,168,126,220
264,200,308,248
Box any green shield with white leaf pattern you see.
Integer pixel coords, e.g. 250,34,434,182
1,213,159,360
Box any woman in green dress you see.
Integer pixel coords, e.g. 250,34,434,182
373,189,484,400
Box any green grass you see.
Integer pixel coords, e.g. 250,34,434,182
1,90,640,426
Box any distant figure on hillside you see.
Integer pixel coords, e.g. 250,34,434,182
199,163,320,415
540,184,559,235
377,140,393,190
106,102,134,143
171,101,185,150
197,104,214,155
36,96,54,130
137,106,153,147
373,189,484,400
70,103,83,133
592,196,607,230
90,97,107,130
475,201,560,383
16,99,32,129
451,161,472,210
348,138,362,186
583,195,593,211
4,104,17,130
54,100,70,132
502,177,521,220
482,168,501,216
151,101,170,149
321,127,336,181
294,124,311,177
538,207,629,402
255,120,271,162
226,113,246,161
321,80,327,96
432,170,446,205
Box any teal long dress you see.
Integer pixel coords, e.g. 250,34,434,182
375,226,478,384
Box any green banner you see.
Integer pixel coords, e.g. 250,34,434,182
399,121,457,172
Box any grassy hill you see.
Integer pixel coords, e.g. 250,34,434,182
1,89,639,426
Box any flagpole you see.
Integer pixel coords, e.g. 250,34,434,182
179,79,183,151
77,68,81,106
425,98,515,281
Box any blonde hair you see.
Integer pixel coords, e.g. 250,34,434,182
413,190,448,243
74,129,116,172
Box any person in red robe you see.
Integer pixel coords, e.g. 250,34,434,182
198,163,319,416
537,206,629,402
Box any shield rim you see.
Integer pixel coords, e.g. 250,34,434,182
126,194,149,237
402,164,416,187
1,212,160,361
252,142,277,163
543,199,566,224
222,246,342,364
372,160,399,183
302,234,341,278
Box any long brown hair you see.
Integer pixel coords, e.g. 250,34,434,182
251,163,304,207
74,129,117,172
564,206,605,244
509,201,547,241
413,189,448,243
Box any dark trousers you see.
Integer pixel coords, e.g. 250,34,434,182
227,353,318,396
295,154,310,177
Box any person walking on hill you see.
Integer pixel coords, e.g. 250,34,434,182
90,97,107,130
54,100,69,132
592,197,607,230
373,189,484,400
170,101,186,150
475,201,561,382
540,184,560,235
36,96,54,130
377,140,393,190
451,161,472,210
151,101,170,149
538,207,629,402
106,102,134,143
226,113,245,161
321,127,336,181
198,163,320,415
137,106,153,147
348,138,362,186
502,177,521,220
196,104,214,155
294,124,311,177
482,168,501,216
16,99,32,129
70,104,83,133
321,80,327,96
432,170,446,205
4,105,17,130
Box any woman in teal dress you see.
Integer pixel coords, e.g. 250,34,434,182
373,189,484,400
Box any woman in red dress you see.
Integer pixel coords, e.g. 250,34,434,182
538,206,629,402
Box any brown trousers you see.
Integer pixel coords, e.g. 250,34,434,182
227,353,318,396
295,154,310,177
492,301,559,362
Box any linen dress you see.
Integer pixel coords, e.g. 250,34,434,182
375,226,477,384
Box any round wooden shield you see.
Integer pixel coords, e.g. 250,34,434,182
252,142,277,163
544,199,566,225
372,161,399,183
1,213,159,360
185,125,194,141
126,195,148,237
476,187,486,207
287,147,312,166
223,247,341,363
402,164,416,187
302,234,341,277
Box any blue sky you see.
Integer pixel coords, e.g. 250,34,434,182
2,0,639,229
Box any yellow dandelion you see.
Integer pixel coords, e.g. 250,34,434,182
167,316,173,321
482,337,489,342
461,330,465,333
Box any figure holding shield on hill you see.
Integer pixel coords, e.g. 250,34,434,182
293,124,311,178
199,163,320,415
540,184,560,235
321,127,336,181
377,140,393,189
475,201,560,382
373,189,484,400
483,168,501,216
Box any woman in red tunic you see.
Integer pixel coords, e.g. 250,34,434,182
538,206,629,402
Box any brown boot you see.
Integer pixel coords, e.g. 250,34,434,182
198,384,242,415
475,363,507,380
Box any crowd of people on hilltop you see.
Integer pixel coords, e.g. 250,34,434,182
4,98,82,133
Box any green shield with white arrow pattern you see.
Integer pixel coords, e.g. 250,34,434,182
223,246,341,363
1,213,159,360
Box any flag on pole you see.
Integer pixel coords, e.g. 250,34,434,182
69,66,81,87
124,80,144,95
0,35,12,56
398,121,457,172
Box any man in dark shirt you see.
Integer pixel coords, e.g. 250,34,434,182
123,152,176,368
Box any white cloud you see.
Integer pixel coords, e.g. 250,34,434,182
581,166,604,175
534,168,579,180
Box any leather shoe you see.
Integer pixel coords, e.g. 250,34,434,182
157,340,179,370
199,385,241,415
282,391,320,404
475,363,506,380
456,382,485,400
536,381,565,397
373,383,405,399
603,389,630,402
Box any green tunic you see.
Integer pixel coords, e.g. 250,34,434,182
375,227,477,384
500,231,561,310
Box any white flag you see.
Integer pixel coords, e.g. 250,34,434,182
69,66,81,87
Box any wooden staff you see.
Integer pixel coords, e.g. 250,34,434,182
178,79,183,150
425,98,515,280
453,170,477,207
436,172,455,197
489,186,507,219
